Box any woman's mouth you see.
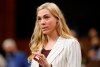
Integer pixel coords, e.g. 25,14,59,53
42,27,48,31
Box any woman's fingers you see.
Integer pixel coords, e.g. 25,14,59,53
33,53,46,66
32,52,44,61
32,52,50,67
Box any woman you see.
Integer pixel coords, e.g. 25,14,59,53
28,2,81,67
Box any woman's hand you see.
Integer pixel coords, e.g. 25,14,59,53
32,52,51,67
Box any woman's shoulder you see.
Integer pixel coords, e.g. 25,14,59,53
61,36,78,42
61,36,80,46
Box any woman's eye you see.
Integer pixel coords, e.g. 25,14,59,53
44,16,49,19
38,17,41,20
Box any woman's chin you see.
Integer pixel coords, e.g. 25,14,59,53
42,31,50,35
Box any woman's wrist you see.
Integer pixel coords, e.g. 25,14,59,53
49,64,52,67
51,64,52,67
48,64,52,67
43,64,51,67
47,64,51,67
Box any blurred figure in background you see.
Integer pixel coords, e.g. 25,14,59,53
89,36,100,53
87,28,100,61
0,54,6,67
88,46,97,61
88,28,98,38
71,29,78,38
0,47,6,67
2,38,29,67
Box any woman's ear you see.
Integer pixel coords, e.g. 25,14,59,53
56,19,59,24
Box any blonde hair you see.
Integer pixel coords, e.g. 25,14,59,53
28,2,73,62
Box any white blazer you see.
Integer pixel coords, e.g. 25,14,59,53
31,36,82,67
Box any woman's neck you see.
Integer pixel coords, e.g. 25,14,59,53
44,31,59,50
47,31,59,42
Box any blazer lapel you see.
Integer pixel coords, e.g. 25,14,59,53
47,36,65,64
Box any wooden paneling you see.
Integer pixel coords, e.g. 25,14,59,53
0,0,16,44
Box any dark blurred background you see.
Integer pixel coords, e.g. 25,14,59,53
16,0,99,38
0,0,100,67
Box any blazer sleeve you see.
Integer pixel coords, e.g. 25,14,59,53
66,39,82,67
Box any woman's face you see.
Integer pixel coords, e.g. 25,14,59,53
37,9,58,35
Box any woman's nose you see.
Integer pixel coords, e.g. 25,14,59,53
40,19,46,25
